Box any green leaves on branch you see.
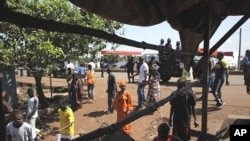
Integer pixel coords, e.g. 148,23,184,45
1,0,123,70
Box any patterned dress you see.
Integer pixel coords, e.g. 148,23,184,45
145,70,161,107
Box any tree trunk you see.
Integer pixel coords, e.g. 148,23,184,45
34,71,49,108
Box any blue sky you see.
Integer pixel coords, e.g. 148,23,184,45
106,16,250,57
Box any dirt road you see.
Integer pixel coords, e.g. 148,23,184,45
16,72,250,141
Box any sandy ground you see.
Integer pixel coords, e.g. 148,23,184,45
16,72,250,141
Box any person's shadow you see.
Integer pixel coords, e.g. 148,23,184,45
83,110,106,117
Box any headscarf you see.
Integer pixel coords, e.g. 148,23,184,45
151,64,159,71
118,81,126,88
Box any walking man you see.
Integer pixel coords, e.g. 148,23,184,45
7,111,36,141
212,52,229,108
105,67,117,114
58,98,75,141
26,88,40,135
169,78,199,141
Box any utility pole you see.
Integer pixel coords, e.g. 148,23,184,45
238,28,242,70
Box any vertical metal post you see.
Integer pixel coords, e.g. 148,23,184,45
238,28,242,70
49,69,53,99
200,7,210,140
50,67,53,99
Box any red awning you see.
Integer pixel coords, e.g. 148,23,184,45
223,51,233,57
101,50,141,55
197,48,218,57
197,48,234,57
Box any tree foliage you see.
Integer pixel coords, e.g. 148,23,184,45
0,0,124,68
0,0,124,108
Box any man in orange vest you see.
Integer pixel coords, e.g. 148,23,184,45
112,81,133,134
86,64,95,101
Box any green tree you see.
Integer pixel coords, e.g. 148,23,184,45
0,0,123,108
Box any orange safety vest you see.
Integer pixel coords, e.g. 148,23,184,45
87,70,95,84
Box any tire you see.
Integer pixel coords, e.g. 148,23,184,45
161,76,171,82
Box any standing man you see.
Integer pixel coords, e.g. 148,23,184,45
131,57,149,109
58,98,75,141
86,64,95,101
126,56,136,83
159,39,165,47
112,81,133,134
26,88,40,135
243,50,250,93
148,56,157,80
66,60,75,74
105,67,117,114
169,78,199,141
176,41,182,51
212,52,229,108
100,57,105,77
78,63,86,77
165,38,172,50
6,111,36,141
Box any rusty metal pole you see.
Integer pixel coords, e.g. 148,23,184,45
238,28,242,70
200,7,210,140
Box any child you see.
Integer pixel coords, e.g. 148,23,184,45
153,123,181,141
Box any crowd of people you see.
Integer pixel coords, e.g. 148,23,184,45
2,45,240,141
2,88,42,141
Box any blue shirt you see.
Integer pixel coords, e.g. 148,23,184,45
78,67,85,75
243,56,250,65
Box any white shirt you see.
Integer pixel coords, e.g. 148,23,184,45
89,62,96,70
27,96,39,118
181,67,194,81
66,63,75,71
138,62,149,82
6,122,36,141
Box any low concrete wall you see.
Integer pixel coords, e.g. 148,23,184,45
229,70,243,75
94,68,244,75
215,115,250,141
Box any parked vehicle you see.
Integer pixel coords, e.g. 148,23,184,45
27,65,42,76
51,62,66,78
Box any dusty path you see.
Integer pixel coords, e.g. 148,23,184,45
16,72,250,141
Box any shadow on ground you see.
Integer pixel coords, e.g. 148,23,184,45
190,129,216,141
83,110,106,117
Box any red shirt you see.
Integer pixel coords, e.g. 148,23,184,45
153,135,181,141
